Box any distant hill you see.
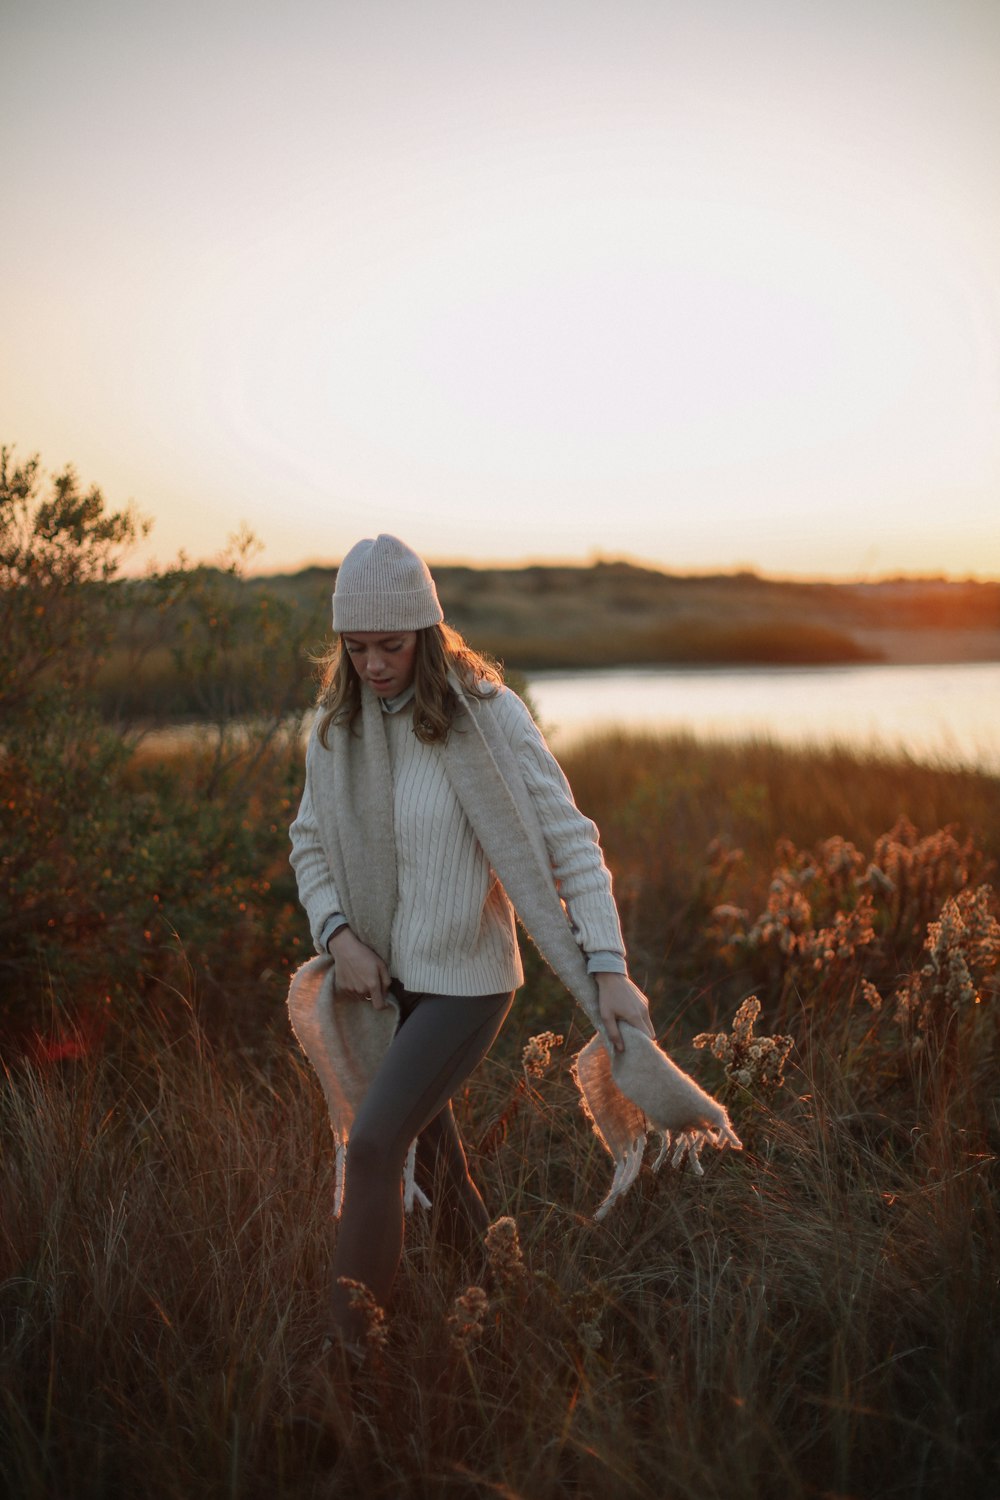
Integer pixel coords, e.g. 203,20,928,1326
252,562,1000,670
97,564,1000,722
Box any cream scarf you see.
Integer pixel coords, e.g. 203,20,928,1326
289,678,740,1218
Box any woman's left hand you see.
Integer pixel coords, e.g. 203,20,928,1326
595,973,656,1053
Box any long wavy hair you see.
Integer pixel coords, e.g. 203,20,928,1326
316,622,503,747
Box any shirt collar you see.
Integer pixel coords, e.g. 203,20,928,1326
381,683,417,715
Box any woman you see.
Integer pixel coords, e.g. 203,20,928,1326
289,534,735,1355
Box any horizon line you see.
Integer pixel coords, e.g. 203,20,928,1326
235,553,1000,588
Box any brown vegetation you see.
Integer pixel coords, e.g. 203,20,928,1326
91,561,1000,720
2,731,998,1500
3,448,998,1497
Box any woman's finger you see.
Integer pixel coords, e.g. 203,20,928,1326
362,969,385,1004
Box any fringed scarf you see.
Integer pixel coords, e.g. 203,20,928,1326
289,677,740,1218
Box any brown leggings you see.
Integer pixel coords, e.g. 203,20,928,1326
329,980,513,1340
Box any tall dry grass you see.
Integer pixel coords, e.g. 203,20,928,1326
2,733,998,1498
3,1003,995,1498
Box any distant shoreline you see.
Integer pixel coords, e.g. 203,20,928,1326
97,564,1000,723
837,626,1000,665
255,561,1000,669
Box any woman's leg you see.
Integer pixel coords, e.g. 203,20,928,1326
329,988,513,1340
415,1102,491,1246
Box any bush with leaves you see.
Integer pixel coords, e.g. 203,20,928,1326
0,446,145,722
2,448,141,1013
0,448,309,1036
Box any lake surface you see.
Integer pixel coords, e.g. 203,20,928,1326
525,662,1000,774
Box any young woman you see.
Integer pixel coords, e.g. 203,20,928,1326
289,534,733,1355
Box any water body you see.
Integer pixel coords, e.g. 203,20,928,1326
525,662,1000,775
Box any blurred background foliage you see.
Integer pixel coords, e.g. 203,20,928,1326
1,447,308,1034
2,446,998,1086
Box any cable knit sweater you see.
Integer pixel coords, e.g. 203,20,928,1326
288,675,741,1217
290,684,626,996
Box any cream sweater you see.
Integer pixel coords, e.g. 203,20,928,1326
288,677,741,1217
290,687,626,996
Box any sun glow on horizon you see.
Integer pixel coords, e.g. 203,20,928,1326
2,0,998,581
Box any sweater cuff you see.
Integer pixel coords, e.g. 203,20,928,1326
586,950,628,976
318,912,350,954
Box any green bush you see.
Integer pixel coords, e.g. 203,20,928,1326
0,450,310,1034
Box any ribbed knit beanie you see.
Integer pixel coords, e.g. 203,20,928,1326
332,534,444,633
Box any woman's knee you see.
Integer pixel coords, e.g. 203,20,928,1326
344,1120,406,1184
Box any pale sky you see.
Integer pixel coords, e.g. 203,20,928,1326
3,0,999,577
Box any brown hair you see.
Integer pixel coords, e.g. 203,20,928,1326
316,622,503,747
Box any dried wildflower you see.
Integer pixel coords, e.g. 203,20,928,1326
858,861,896,898
577,1321,603,1351
893,975,920,1022
860,980,883,1011
706,838,745,873
741,877,813,956
484,1216,528,1290
564,1279,608,1349
817,835,865,887
336,1277,388,1356
798,894,877,968
694,996,794,1098
926,884,999,974
774,836,797,867
872,819,977,936
894,884,999,1031
711,902,749,923
448,1284,489,1353
732,996,759,1043
705,903,750,954
522,1030,564,1080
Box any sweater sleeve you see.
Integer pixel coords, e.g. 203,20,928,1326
289,768,346,954
509,698,627,965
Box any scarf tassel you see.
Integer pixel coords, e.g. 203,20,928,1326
403,1141,432,1214
573,1026,742,1216
333,1139,346,1217
329,1135,431,1219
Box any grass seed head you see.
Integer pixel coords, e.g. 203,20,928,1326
484,1215,529,1290
694,994,794,1098
522,1029,564,1080
448,1284,489,1352
336,1276,388,1356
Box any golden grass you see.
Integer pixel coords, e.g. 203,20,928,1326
2,998,995,1499
2,733,998,1498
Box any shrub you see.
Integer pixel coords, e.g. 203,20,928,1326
0,451,309,1035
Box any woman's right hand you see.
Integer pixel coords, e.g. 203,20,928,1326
326,927,391,1008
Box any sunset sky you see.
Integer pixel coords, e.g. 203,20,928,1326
3,0,998,578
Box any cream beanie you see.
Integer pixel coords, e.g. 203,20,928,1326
332,534,444,633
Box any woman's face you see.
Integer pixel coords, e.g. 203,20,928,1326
342,630,418,698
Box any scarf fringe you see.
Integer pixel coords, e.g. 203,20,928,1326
296,681,744,1218
592,1115,743,1220
403,1141,432,1213
329,1134,429,1219
289,957,431,1220
333,1139,346,1216
573,1026,742,1215
593,1135,646,1221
